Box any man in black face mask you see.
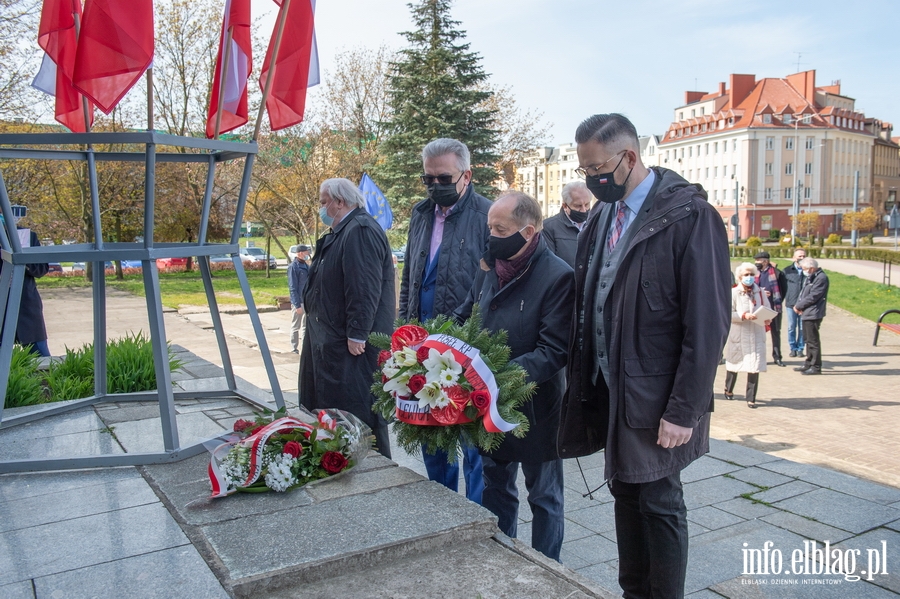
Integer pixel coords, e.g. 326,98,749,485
557,114,732,599
543,180,593,267
399,138,492,504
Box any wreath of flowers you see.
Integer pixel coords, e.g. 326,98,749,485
369,307,535,458
207,407,372,498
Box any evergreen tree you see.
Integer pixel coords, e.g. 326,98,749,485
375,0,500,217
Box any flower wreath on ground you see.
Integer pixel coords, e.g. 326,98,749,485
206,407,372,498
369,306,535,459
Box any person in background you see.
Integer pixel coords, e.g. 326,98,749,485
399,138,492,504
0,213,50,357
287,244,311,354
783,247,807,358
754,250,786,366
793,257,829,376
542,181,592,267
454,191,574,561
724,263,771,409
299,178,395,458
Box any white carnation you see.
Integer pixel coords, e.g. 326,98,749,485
264,454,297,492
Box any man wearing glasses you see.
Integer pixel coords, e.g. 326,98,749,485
557,114,731,598
399,138,492,503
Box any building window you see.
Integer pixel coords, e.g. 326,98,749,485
805,162,812,174
691,109,696,117
783,113,792,124
679,111,683,120
765,188,773,200
765,137,774,150
804,187,812,200
705,167,709,178
700,107,705,116
785,187,792,200
714,166,718,178
688,146,692,158
732,139,737,151
723,165,728,177
714,190,718,201
762,114,772,124
714,142,718,153
765,163,773,176
704,143,709,155
696,145,700,156
785,163,793,175
680,148,684,159
786,138,794,150
806,137,814,149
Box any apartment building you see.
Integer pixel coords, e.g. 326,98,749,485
867,118,900,219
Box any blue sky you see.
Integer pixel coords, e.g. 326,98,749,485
265,0,900,146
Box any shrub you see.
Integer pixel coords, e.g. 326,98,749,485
4,346,46,408
47,344,95,401
826,233,843,245
746,236,763,247
864,233,875,245
768,230,781,240
107,332,184,394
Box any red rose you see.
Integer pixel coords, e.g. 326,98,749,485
378,350,392,365
321,451,349,474
233,419,255,433
249,424,266,435
430,402,462,425
391,325,429,351
470,390,491,414
408,374,427,394
416,346,431,364
283,441,302,458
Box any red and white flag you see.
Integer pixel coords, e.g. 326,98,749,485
72,0,154,114
259,0,319,131
206,0,252,138
32,0,94,132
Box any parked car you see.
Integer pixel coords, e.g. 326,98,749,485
47,263,63,274
120,260,142,270
208,254,235,264
71,262,113,272
392,245,406,264
240,247,276,269
156,257,188,269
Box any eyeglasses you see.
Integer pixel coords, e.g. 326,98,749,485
575,150,626,178
421,172,464,186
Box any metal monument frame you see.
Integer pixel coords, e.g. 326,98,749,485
0,131,285,473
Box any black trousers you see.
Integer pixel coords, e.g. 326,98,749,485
769,311,783,361
725,370,759,403
802,319,822,371
609,473,689,599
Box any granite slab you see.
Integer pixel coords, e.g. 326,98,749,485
687,505,747,531
111,411,226,454
708,439,782,467
831,528,900,594
759,460,900,505
775,489,900,534
760,511,855,544
0,581,34,599
0,467,142,501
682,455,743,483
0,427,123,461
566,500,617,535
711,575,898,598
728,466,794,490
684,475,758,510
750,480,820,504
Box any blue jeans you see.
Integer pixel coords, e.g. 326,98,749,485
422,443,483,504
481,455,564,561
786,306,804,353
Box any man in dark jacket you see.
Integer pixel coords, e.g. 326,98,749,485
542,181,592,267
287,245,311,354
400,138,492,502
754,250,787,366
557,114,731,598
783,247,807,358
0,221,50,357
455,191,574,561
793,257,829,375
299,178,395,458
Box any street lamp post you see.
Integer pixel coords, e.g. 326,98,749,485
790,112,814,246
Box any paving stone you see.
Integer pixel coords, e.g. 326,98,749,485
180,363,226,379
759,461,900,506
686,590,728,599
0,467,141,501
0,581,34,599
304,466,424,502
711,575,897,598
0,475,159,533
560,547,593,570
558,532,620,565
96,403,161,424
684,475,758,510
686,518,808,594
174,399,247,414
0,428,123,461
576,560,621,596
707,439,781,467
750,480,819,504
566,500,617,534
761,511,855,544
688,506,746,531
682,456,743,483
111,411,226,454
0,503,189,585
563,452,605,475
715,497,780,520
775,489,900,534
32,546,228,599
0,409,105,442
886,520,900,533
728,466,794,490
689,519,712,538
832,528,900,594
563,520,597,543
201,480,497,583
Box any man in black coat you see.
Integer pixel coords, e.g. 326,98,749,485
783,247,807,357
287,245,311,354
299,179,395,458
754,250,787,366
793,257,829,375
557,114,731,598
542,181,592,267
455,191,574,561
0,225,50,356
400,138,492,502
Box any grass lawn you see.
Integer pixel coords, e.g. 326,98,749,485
37,267,290,310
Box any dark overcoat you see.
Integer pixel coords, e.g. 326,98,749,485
557,167,732,484
795,268,829,321
299,208,395,434
455,237,574,463
542,209,580,267
0,230,49,346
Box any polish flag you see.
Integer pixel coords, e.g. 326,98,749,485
33,0,94,132
206,0,252,138
259,0,319,132
72,0,154,114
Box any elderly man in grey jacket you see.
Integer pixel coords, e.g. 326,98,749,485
793,257,829,375
542,181,593,267
399,138,492,503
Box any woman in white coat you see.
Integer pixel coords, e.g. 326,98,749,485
725,262,772,408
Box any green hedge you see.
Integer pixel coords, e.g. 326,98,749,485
728,245,900,263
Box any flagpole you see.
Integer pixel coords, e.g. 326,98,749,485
213,26,235,139
72,8,92,133
253,0,291,141
146,67,154,131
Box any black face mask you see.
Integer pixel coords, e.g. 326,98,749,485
755,262,764,271
427,183,461,207
489,230,527,261
567,208,589,223
584,154,632,204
